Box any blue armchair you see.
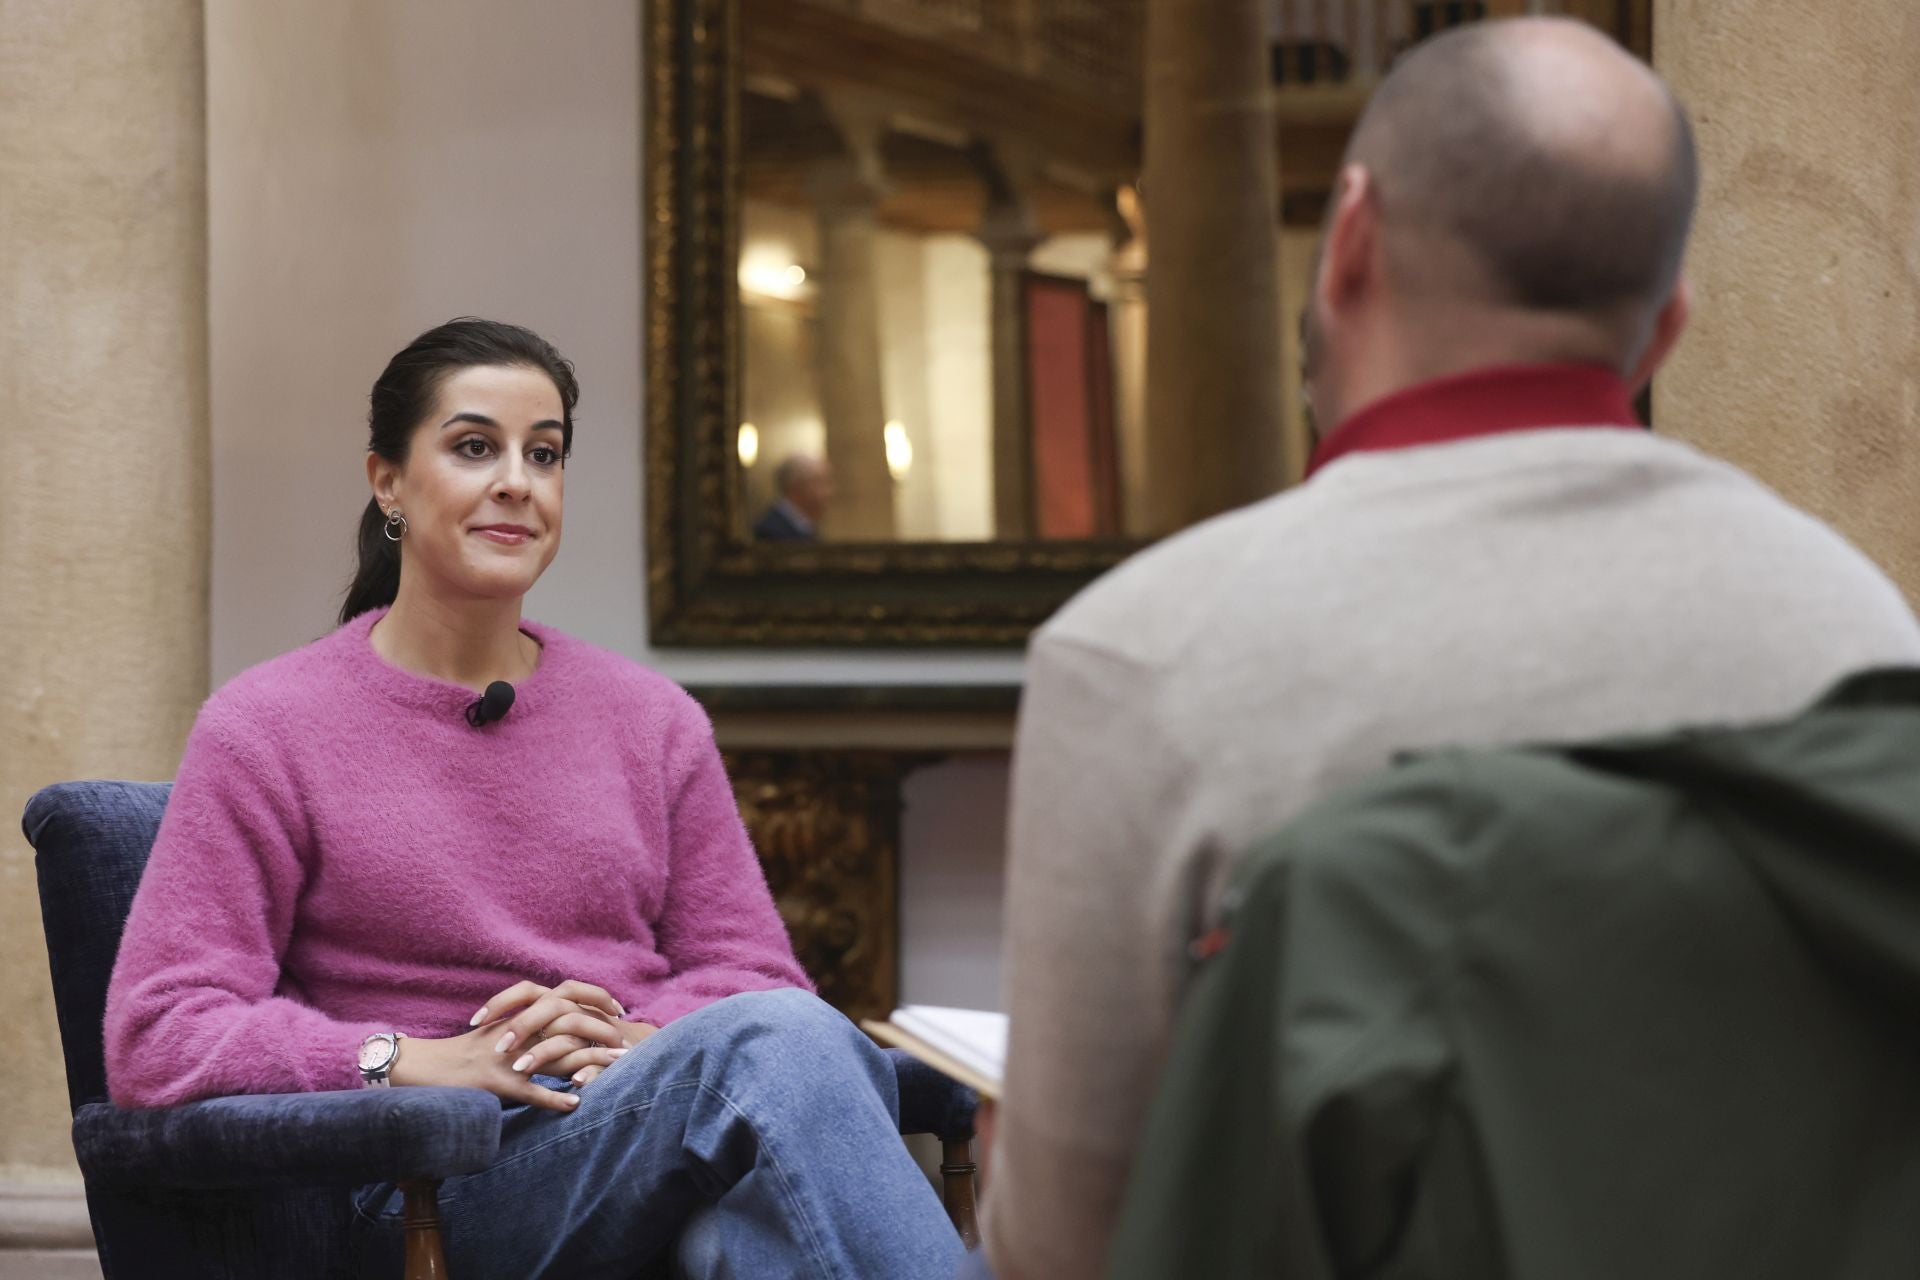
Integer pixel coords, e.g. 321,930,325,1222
26,780,979,1279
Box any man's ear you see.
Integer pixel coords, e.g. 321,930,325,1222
1626,274,1692,393
1315,164,1381,320
367,451,400,512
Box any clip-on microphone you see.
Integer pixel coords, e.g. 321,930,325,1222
465,680,516,728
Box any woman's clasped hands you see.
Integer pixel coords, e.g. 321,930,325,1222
389,979,660,1112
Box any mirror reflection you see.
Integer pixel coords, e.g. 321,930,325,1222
737,0,1145,546
734,0,1644,546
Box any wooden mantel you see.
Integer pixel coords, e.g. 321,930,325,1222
694,685,1020,753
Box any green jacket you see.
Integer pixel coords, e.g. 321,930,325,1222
1111,670,1920,1280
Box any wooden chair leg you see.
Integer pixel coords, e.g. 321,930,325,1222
940,1138,981,1250
400,1179,452,1280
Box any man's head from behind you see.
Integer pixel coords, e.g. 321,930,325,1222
1304,18,1698,432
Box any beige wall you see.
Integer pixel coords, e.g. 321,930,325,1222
1,0,210,1182
1655,1,1920,604
205,0,653,678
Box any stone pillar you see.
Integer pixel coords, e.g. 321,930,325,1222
1654,2,1920,605
972,143,1046,541
0,0,210,1198
809,92,896,542
1140,0,1286,536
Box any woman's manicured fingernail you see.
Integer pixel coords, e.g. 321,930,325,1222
562,1094,580,1108
494,1031,516,1054
614,1003,627,1017
571,1071,587,1084
511,1053,534,1073
469,1007,488,1027
609,1048,628,1058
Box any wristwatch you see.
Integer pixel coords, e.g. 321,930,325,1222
357,1032,405,1088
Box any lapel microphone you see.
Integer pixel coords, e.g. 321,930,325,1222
465,681,516,728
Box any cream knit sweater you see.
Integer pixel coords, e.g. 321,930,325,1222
988,428,1920,1280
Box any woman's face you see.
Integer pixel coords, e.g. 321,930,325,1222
370,363,566,606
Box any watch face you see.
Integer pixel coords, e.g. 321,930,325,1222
358,1036,394,1072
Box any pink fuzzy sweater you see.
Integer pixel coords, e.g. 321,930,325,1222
104,609,811,1108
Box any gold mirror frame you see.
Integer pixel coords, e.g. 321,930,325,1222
644,0,1656,648
644,0,1136,647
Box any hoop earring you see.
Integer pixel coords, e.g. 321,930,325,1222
383,509,407,542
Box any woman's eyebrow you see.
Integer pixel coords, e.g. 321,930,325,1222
440,412,563,432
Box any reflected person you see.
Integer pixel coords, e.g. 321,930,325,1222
753,453,833,542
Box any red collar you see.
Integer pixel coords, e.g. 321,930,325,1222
1305,363,1642,480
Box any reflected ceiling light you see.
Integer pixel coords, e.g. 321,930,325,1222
737,422,760,469
883,420,913,482
739,255,812,300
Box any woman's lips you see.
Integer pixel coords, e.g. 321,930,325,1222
472,527,534,546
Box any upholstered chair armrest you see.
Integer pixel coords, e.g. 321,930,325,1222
73,1087,501,1190
887,1048,978,1142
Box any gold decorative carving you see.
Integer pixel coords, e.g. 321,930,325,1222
726,750,933,1022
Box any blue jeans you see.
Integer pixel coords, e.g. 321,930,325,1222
350,988,965,1279
954,1243,997,1279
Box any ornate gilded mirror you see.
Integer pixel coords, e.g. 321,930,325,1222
646,0,1653,646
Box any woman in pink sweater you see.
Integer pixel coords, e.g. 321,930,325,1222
103,318,963,1279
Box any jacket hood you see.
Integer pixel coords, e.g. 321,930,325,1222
1570,667,1920,1021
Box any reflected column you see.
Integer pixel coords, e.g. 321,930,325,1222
1140,0,1285,535
1107,186,1153,538
808,91,897,541
972,142,1046,541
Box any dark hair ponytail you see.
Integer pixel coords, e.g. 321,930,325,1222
340,318,579,625
341,499,405,626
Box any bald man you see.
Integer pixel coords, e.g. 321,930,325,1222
984,19,1920,1280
